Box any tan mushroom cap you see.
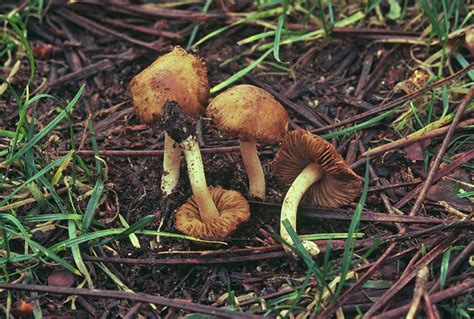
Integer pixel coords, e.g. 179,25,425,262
129,46,209,125
175,187,250,239
274,129,363,208
207,84,288,144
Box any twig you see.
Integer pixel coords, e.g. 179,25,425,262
321,44,354,71
158,245,281,256
123,302,144,319
316,242,397,318
78,251,289,265
367,181,420,192
371,278,474,319
395,148,474,208
359,141,401,230
101,17,182,40
249,201,446,224
354,46,376,98
358,45,399,99
57,146,241,157
364,234,458,316
406,86,474,217
0,283,263,319
361,118,474,157
56,9,161,51
246,76,326,128
48,59,114,87
429,241,474,294
311,64,473,134
423,293,440,319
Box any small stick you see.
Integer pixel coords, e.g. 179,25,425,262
395,148,474,208
312,64,473,134
56,9,161,51
407,86,474,217
371,278,474,319
57,146,241,157
429,241,474,293
358,45,399,99
316,242,398,318
359,141,401,230
423,293,440,319
0,283,263,319
367,181,420,192
48,59,114,87
77,251,289,265
364,234,457,316
123,302,144,319
246,76,326,128
362,118,474,157
354,46,376,98
249,201,446,224
76,296,97,316
101,17,182,40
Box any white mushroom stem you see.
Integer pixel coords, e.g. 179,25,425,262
240,140,266,200
280,163,323,256
180,135,220,224
161,132,182,196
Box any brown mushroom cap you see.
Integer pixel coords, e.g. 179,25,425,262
206,84,288,144
274,129,363,208
175,187,250,239
129,46,209,125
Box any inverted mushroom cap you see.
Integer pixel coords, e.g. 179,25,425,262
206,84,288,144
274,129,363,208
129,46,209,125
175,187,250,239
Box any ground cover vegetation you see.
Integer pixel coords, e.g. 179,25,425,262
0,0,473,317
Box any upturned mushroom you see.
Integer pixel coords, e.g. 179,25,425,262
129,46,209,197
206,84,288,200
175,186,250,239
274,129,363,255
162,101,250,239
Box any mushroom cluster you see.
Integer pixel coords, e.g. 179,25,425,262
129,46,363,253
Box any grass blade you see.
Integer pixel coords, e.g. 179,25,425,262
210,49,272,93
82,179,104,232
6,85,84,164
333,158,370,299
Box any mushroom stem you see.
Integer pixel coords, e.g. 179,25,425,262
161,132,182,196
280,163,323,256
239,140,266,200
180,135,220,224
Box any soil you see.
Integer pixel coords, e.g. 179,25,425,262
162,101,197,143
1,1,473,318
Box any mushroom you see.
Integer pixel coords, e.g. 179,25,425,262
207,84,288,200
175,186,250,239
129,46,209,197
162,101,250,239
274,129,363,255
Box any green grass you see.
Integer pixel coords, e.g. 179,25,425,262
0,3,228,309
263,159,370,316
1,1,473,317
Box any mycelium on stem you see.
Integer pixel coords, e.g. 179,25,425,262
129,46,209,197
274,129,363,255
207,84,288,200
162,101,250,239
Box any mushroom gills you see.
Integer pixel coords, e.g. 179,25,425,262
161,132,182,196
280,163,323,255
239,140,266,200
